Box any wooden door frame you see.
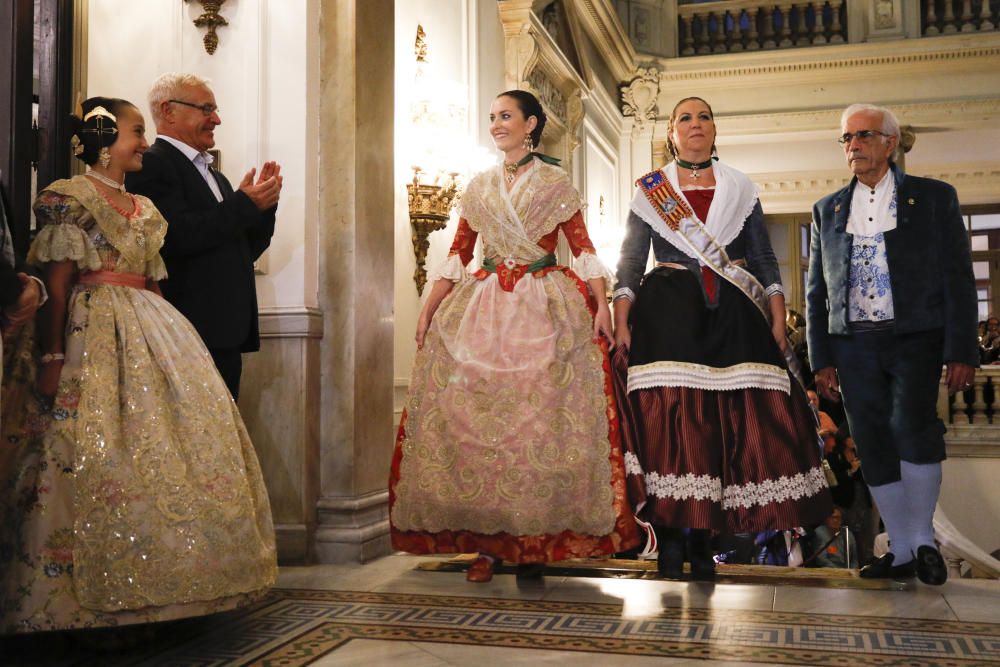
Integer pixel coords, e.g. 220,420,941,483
36,0,75,198
0,0,74,256
0,0,35,256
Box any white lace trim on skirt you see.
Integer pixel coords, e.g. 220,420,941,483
626,360,790,394
624,456,828,510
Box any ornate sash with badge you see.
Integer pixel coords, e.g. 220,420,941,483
635,168,770,324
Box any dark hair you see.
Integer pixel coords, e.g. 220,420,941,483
666,96,717,160
69,97,137,166
497,89,547,147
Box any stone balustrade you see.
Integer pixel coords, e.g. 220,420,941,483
677,0,846,56
922,0,998,36
942,365,1000,427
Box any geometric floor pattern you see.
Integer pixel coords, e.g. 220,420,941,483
153,588,1000,667
16,587,992,667
4,556,1000,666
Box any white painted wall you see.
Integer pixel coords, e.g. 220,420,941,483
392,0,505,395
86,0,317,311
941,458,1000,557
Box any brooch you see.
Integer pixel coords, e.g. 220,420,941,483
908,198,915,205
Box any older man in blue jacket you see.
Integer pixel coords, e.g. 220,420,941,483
806,103,978,586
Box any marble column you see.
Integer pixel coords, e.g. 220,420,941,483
314,0,396,563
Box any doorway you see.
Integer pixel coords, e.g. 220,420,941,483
0,0,75,255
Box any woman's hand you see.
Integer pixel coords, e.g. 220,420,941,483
771,320,789,355
593,303,614,348
414,279,455,350
613,326,631,351
415,311,432,350
36,359,63,399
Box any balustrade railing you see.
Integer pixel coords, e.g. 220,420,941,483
941,366,1000,425
922,0,999,36
677,0,846,57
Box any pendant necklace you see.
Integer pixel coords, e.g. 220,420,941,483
675,156,714,180
503,152,535,185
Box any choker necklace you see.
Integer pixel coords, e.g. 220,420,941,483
503,153,535,184
86,170,127,194
675,156,715,180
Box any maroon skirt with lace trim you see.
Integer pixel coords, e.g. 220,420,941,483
612,266,831,532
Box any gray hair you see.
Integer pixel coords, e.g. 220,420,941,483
840,103,901,139
148,72,212,125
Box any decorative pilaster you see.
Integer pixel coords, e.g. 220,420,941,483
314,0,395,563
498,0,540,89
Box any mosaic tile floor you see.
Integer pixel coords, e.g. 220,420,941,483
2,555,999,666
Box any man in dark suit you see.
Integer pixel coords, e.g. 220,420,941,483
127,73,282,399
0,184,44,333
806,103,977,586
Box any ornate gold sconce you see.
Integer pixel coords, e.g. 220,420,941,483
408,168,459,293
404,24,476,293
185,0,229,55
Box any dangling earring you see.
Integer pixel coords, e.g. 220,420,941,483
522,134,533,152
98,147,111,169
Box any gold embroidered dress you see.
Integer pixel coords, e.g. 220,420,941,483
0,176,276,634
390,160,638,562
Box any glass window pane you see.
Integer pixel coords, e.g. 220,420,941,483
971,214,1000,231
979,289,989,300
980,301,991,321
971,234,990,251
974,260,990,281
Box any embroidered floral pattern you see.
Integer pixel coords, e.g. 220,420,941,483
391,165,637,558
848,232,894,322
1,176,275,633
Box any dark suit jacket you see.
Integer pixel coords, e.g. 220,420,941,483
0,185,36,308
126,138,275,352
806,163,978,371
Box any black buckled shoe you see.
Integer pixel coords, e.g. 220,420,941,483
915,545,947,586
859,553,916,580
687,529,716,581
655,526,684,580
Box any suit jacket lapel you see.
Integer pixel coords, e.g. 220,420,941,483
891,162,909,228
153,138,224,205
210,167,233,198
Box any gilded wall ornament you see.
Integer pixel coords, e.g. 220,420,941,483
185,0,229,55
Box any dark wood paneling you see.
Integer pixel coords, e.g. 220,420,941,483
36,0,74,195
0,0,35,255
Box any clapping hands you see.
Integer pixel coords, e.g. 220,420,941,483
239,160,283,211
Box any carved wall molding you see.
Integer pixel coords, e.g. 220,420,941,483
527,66,568,121
498,1,590,170
620,66,659,135
569,0,636,81
655,33,1000,83
750,163,1000,213
716,98,1000,140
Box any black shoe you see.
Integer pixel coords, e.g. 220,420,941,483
687,529,716,581
655,526,684,580
859,553,916,580
915,545,947,586
515,563,545,579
